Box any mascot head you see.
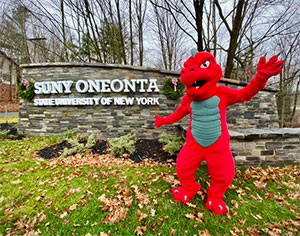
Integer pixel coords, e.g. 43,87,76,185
180,50,223,101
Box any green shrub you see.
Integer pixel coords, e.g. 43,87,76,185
108,133,136,157
158,132,184,155
0,129,23,140
0,130,11,139
57,129,78,143
61,134,96,158
85,134,96,149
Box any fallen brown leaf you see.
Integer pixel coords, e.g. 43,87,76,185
135,226,146,236
69,204,78,211
198,229,212,236
59,211,68,219
136,210,147,221
98,189,133,224
150,208,156,217
62,220,70,225
100,232,110,236
11,179,22,184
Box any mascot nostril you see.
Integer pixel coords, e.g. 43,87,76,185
155,49,284,215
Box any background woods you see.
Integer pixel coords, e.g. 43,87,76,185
0,0,299,127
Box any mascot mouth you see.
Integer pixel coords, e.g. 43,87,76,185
191,80,207,89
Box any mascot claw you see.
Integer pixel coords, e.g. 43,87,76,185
205,199,229,215
171,184,202,204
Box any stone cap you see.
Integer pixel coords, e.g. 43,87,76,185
20,62,180,76
229,128,300,140
20,62,278,92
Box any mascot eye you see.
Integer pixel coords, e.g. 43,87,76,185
200,61,210,69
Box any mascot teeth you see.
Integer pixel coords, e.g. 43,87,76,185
192,80,206,88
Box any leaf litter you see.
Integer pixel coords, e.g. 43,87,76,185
2,138,300,235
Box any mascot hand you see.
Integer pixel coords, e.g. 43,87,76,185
155,115,165,128
256,55,284,81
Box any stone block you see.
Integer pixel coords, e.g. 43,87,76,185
283,145,297,150
275,149,287,156
246,156,260,161
234,156,246,161
245,142,256,150
266,142,282,150
261,150,274,155
251,150,261,156
230,142,244,151
255,145,266,150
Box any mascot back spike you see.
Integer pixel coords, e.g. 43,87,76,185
155,50,284,215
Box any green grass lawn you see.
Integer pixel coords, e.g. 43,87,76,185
0,136,299,235
0,115,18,124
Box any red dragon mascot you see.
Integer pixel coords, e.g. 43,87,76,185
155,50,283,215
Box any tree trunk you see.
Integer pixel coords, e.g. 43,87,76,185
136,0,146,66
193,0,205,51
290,79,300,124
60,0,67,61
224,0,245,78
212,2,217,56
153,4,167,69
83,0,102,62
129,0,134,65
115,0,127,64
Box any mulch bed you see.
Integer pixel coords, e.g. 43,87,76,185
0,123,178,164
92,140,109,155
37,139,177,164
36,141,72,159
131,139,177,163
0,121,177,163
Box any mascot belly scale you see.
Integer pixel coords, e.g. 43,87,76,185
155,51,284,215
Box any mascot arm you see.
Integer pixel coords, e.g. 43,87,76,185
155,95,191,128
223,55,284,106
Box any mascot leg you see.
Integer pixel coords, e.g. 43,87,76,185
204,148,235,215
172,140,203,203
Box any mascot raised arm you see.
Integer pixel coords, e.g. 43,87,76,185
155,50,283,215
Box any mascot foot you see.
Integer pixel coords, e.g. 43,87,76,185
205,198,229,215
172,184,201,204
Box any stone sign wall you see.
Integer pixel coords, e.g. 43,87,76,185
19,63,279,138
230,128,300,166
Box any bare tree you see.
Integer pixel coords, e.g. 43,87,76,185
275,29,300,127
214,0,246,78
150,0,187,70
149,0,206,52
219,0,300,78
2,0,299,81
115,0,127,64
132,0,148,66
0,3,31,63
